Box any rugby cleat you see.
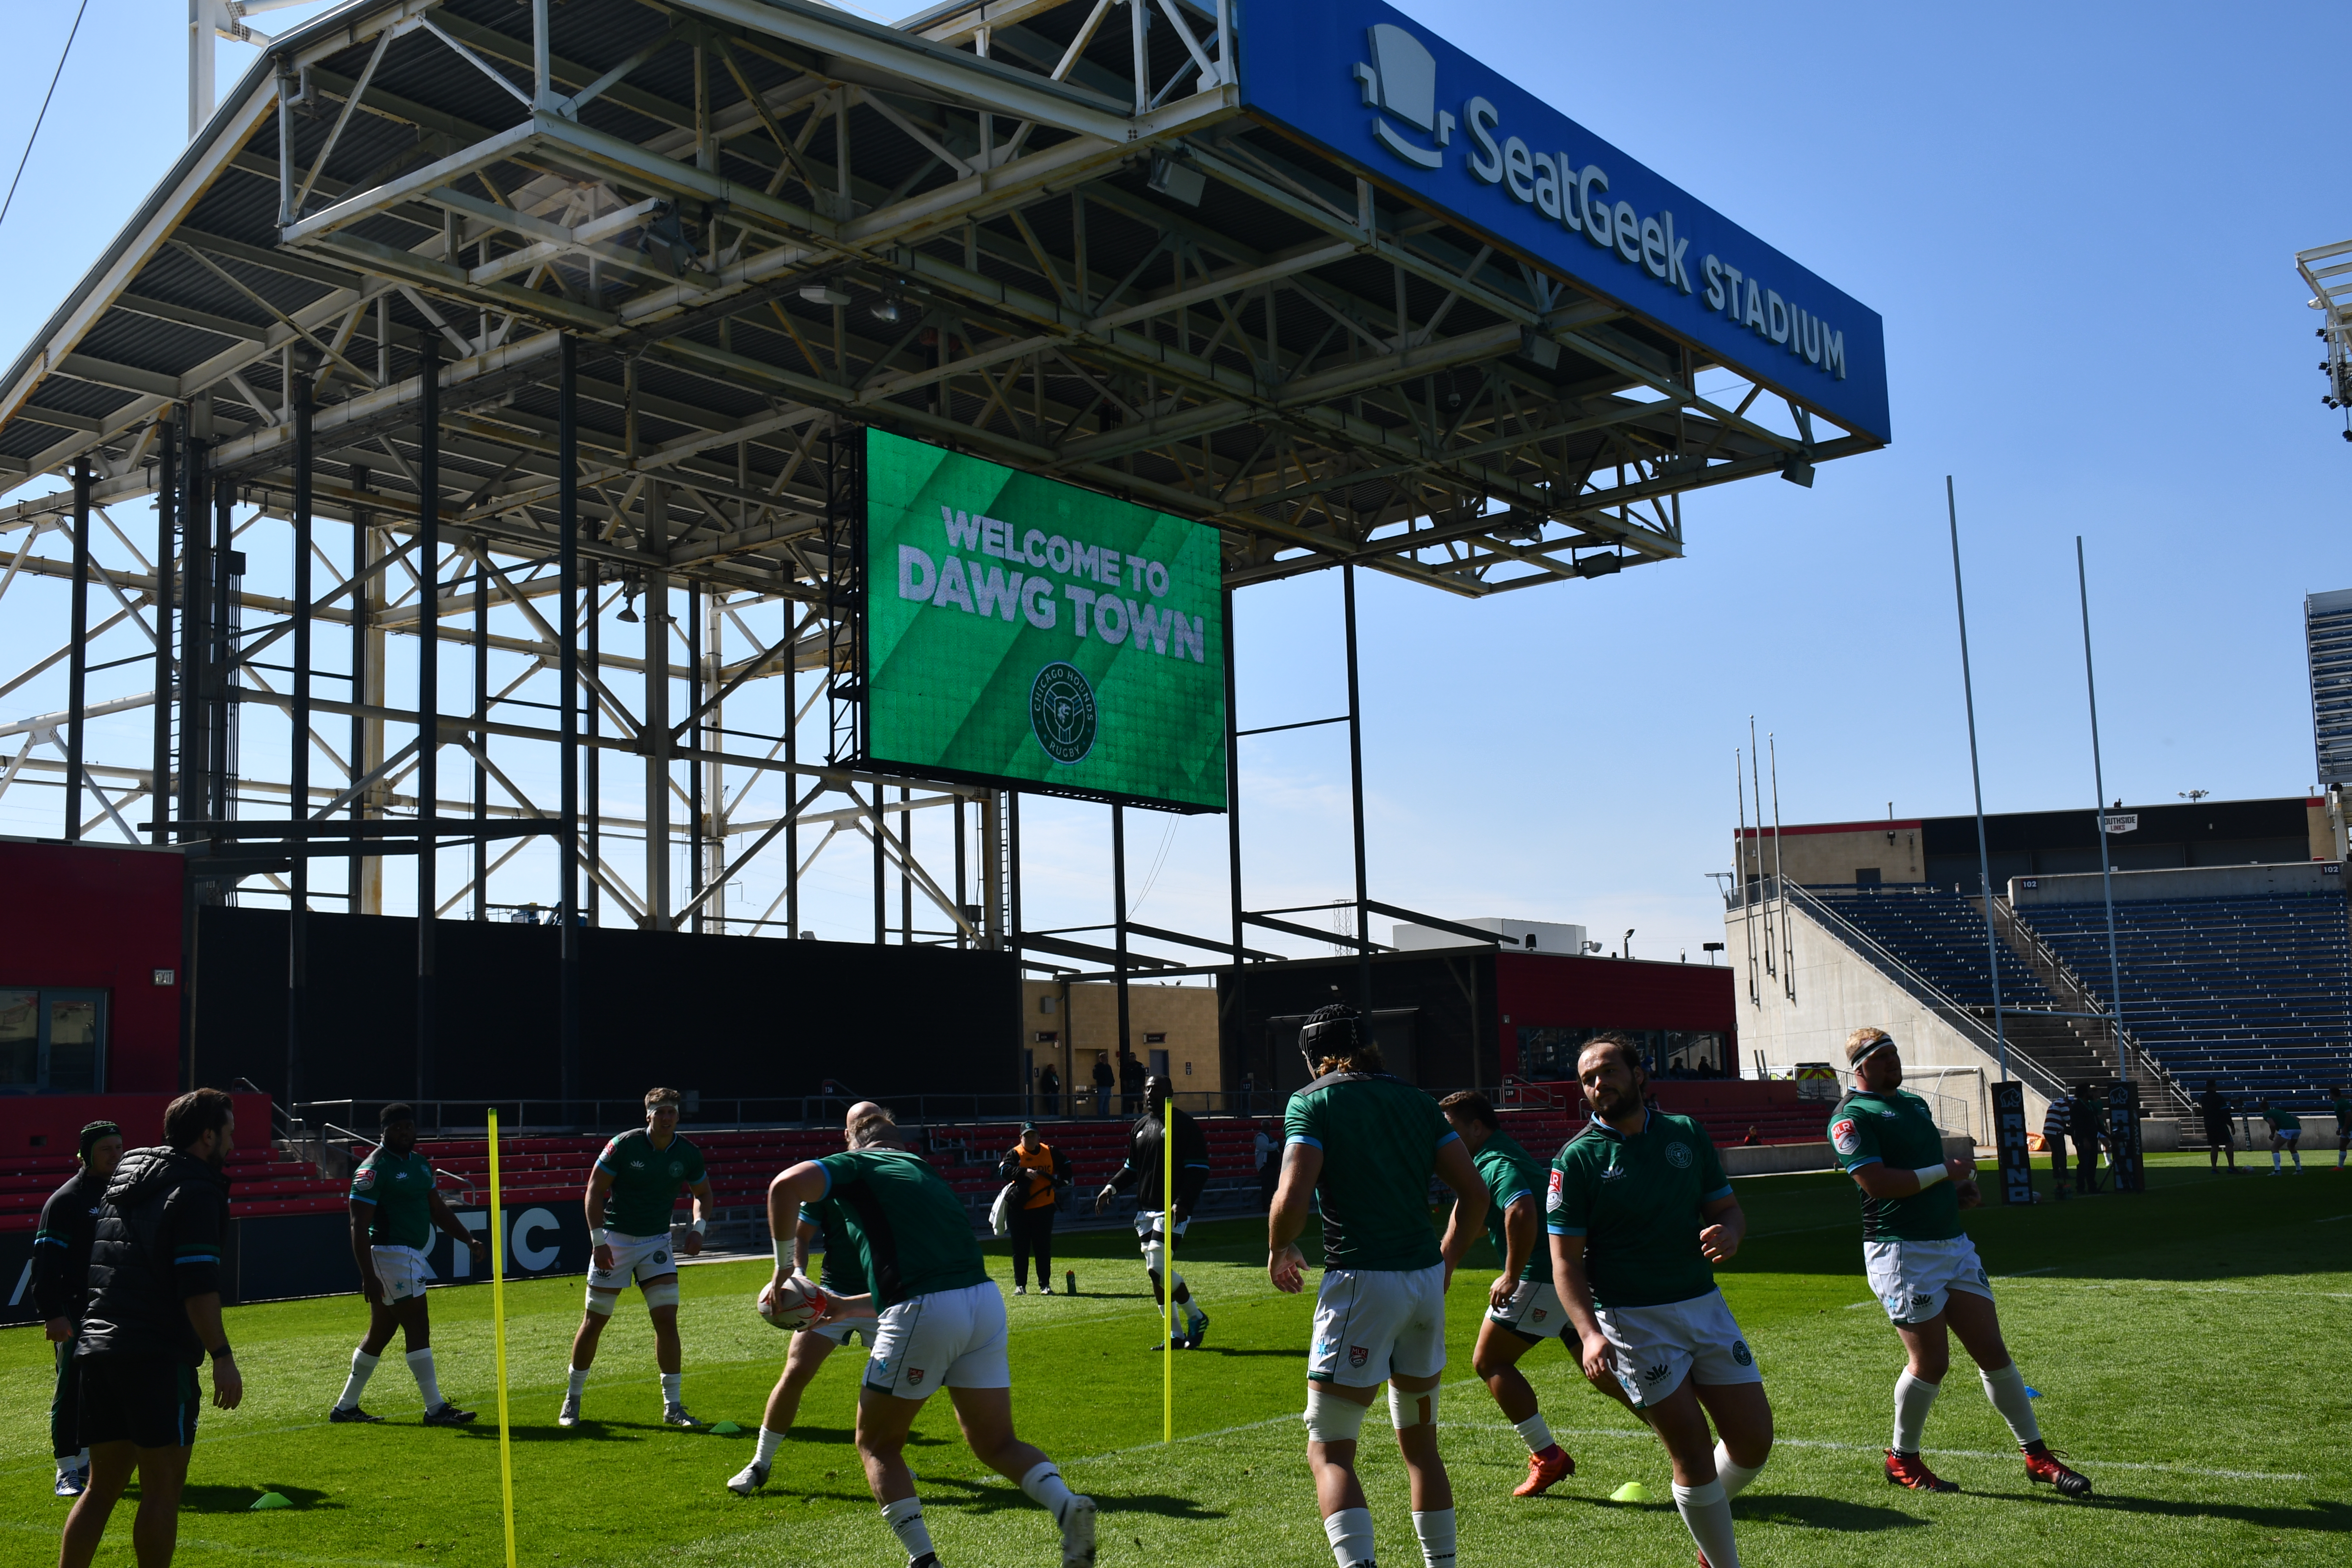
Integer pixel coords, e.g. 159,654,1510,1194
328,1405,384,1424
556,1393,582,1428
726,1460,770,1496
1014,1285,1028,1295
1057,1492,1097,1567
1884,1449,1958,1492
422,1403,477,1426
663,1403,706,1428
2024,1446,2093,1497
1513,1444,1575,1497
54,1466,87,1498
1185,1312,1209,1349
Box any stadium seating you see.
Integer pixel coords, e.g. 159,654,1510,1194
0,1146,344,1233
1807,886,2069,1013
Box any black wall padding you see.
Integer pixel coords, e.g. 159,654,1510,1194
192,907,1018,1107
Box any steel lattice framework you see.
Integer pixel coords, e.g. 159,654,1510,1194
0,0,1878,1097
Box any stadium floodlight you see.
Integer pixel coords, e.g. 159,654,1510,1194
1780,455,1816,487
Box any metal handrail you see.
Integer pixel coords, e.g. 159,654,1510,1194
1976,896,2200,1120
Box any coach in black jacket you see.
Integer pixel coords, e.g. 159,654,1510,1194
34,1119,123,1497
62,1089,245,1568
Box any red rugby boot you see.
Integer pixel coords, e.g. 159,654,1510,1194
2024,1445,2093,1497
1513,1444,1574,1497
1884,1449,1959,1492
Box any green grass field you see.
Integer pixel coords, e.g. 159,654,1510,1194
5,1152,2347,1567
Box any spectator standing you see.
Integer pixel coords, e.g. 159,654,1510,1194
2066,1084,2105,1194
1092,1055,1116,1118
1037,1063,1061,1119
2196,1080,2237,1173
2041,1092,2072,1199
997,1124,1072,1294
61,1089,243,1568
1119,1051,1146,1117
35,1120,123,1497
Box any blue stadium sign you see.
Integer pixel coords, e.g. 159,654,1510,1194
1238,3,1892,445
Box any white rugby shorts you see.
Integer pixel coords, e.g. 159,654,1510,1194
863,1281,1010,1400
1488,1279,1568,1341
809,1316,870,1348
2271,1129,2302,1143
370,1245,433,1302
1133,1209,1191,1246
1594,1288,1761,1409
1863,1233,1994,1326
587,1230,680,1294
1307,1263,1447,1388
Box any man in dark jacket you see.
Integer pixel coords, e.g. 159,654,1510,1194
2197,1080,2237,1172
2067,1083,2106,1194
1092,1055,1116,1117
35,1120,123,1497
1095,1076,1213,1347
1119,1051,1146,1117
62,1089,245,1568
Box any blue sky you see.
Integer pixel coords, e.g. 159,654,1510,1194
0,1,2341,965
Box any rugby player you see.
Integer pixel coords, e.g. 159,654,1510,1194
561,1087,717,1428
1271,1004,1487,1568
34,1120,122,1496
1832,1028,2091,1498
1549,1033,1771,1568
766,1102,1096,1567
1094,1074,1211,1348
2331,1084,2351,1170
2262,1097,2302,1173
329,1104,486,1426
1435,1091,1576,1498
2195,1080,2236,1173
727,1192,871,1495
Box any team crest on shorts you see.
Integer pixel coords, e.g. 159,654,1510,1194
1529,1307,1548,1323
1348,1346,1370,1369
1665,1142,1693,1169
1731,1340,1752,1367
907,1368,926,1386
653,1251,669,1266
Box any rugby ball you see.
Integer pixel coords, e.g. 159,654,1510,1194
757,1274,826,1331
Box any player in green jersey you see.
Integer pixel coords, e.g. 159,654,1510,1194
768,1103,1096,1568
727,1176,874,1495
1834,1028,2091,1498
2262,1097,2303,1173
1548,1033,1769,1568
2331,1085,2350,1170
1437,1091,1576,1498
561,1087,716,1428
330,1103,485,1426
1273,1005,1487,1568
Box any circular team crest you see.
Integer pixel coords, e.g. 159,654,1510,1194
1665,1141,1693,1169
1732,1339,1753,1367
667,1161,683,1178
1029,662,1097,764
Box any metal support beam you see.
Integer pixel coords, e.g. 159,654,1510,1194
288,369,313,1106
65,460,92,841
416,337,441,1101
558,333,581,1100
1345,564,1370,1013
151,424,177,847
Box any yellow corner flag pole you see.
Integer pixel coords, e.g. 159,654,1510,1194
488,1110,517,1568
1162,1092,1174,1445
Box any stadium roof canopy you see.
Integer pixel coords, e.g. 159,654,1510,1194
0,0,1885,599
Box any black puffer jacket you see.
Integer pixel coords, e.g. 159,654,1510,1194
76,1146,229,1366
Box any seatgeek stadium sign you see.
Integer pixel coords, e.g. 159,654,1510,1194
867,430,1228,811
1237,2,1891,445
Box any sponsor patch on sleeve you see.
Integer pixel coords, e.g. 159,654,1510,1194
1831,1118,1860,1157
1546,1168,1565,1211
354,1165,375,1190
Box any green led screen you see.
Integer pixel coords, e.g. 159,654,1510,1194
865,429,1228,810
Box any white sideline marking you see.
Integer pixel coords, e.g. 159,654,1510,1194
1452,1424,2308,1483
2315,1214,2349,1224
2002,1265,2060,1276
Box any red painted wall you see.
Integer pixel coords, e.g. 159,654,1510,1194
0,1092,270,1159
1492,952,1738,1078
0,839,184,1093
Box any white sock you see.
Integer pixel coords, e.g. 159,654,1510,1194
1979,1361,2042,1447
1672,1478,1739,1568
336,1348,379,1410
405,1348,442,1409
662,1372,683,1405
1323,1505,1375,1568
1020,1459,1076,1517
1410,1506,1456,1568
754,1426,786,1467
1711,1437,1765,1498
1893,1370,1941,1454
566,1366,589,1399
881,1497,934,1561
1514,1412,1556,1454
2273,1149,2282,1168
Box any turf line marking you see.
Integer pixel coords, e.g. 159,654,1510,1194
2317,1214,2349,1224
2001,1266,2061,1276
1445,1424,2311,1483
1062,1375,1491,1467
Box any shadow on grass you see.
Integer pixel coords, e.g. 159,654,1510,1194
456,1421,950,1447
1735,1494,1929,1532
1972,1489,2352,1532
1180,1347,1304,1360
182,1481,336,1513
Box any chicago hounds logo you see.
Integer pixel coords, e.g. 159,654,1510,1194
1353,25,1453,170
1029,662,1097,764
1731,1339,1753,1367
1664,1141,1693,1170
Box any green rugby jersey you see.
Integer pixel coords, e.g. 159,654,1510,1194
596,1129,707,1236
2332,1097,2352,1132
1285,1072,1456,1271
2265,1107,2302,1133
1831,1090,1962,1242
1546,1110,1731,1309
816,1148,987,1307
350,1145,437,1249
798,1199,870,1296
1471,1130,1552,1285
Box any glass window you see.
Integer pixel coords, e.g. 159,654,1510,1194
0,988,106,1092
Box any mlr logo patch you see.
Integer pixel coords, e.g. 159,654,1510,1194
1831,1118,1860,1157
